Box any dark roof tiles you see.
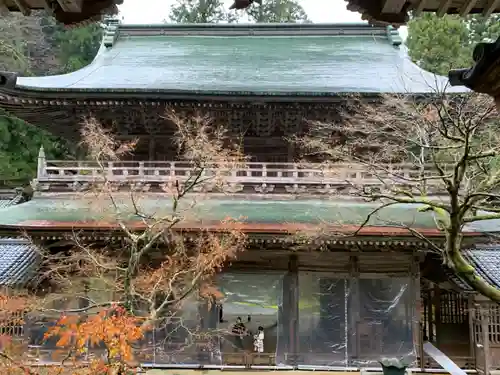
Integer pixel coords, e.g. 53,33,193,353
0,238,40,287
463,246,500,289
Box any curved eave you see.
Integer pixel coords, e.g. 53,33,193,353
344,0,500,27
2,0,121,27
0,221,488,236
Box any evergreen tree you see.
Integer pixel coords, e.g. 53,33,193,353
168,0,237,23
0,12,103,183
246,0,310,23
406,13,500,76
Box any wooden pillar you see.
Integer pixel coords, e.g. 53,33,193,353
468,296,476,367
288,254,299,366
277,254,299,366
434,284,442,346
350,255,360,360
148,136,156,160
287,142,295,162
481,307,491,375
411,255,425,370
427,286,434,342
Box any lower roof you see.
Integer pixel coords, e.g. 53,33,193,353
0,196,495,237
0,238,40,287
463,246,500,290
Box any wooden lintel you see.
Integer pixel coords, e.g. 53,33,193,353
12,0,30,15
437,0,452,16
56,0,83,13
459,0,477,15
382,0,408,14
483,0,500,17
413,0,425,16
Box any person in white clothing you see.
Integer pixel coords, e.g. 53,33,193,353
253,326,264,353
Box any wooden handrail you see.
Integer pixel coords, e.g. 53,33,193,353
38,160,437,187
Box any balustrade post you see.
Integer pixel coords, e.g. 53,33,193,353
170,162,176,180
138,162,145,180
292,163,298,180
37,146,47,179
107,162,114,179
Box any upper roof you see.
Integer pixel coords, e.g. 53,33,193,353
0,22,467,99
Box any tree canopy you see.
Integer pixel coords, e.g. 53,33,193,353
0,13,102,184
168,0,238,23
406,13,500,76
246,0,310,23
168,0,309,23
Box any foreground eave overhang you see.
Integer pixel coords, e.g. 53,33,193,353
1,0,499,27
449,35,500,104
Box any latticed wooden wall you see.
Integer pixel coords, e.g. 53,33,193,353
0,288,26,339
474,303,500,345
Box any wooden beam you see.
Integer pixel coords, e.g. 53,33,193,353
483,0,500,17
12,0,30,15
382,0,408,14
437,0,452,16
56,0,83,13
459,0,477,15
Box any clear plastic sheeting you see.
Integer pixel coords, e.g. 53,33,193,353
297,272,416,368
134,296,222,366
22,272,416,369
354,278,414,367
217,271,286,366
298,274,353,367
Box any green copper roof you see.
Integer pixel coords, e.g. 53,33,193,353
0,197,496,234
2,23,467,96
0,196,460,230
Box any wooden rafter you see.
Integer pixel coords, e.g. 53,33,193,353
56,0,83,13
382,0,408,14
413,0,427,16
437,0,453,16
12,0,30,15
483,0,500,17
459,0,478,15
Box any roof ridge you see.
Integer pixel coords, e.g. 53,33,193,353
112,21,392,39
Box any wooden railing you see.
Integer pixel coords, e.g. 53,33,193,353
35,148,439,194
37,160,435,186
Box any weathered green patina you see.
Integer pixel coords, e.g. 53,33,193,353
0,23,466,96
0,197,445,230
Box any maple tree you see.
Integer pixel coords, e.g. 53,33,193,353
0,109,248,373
294,91,500,302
